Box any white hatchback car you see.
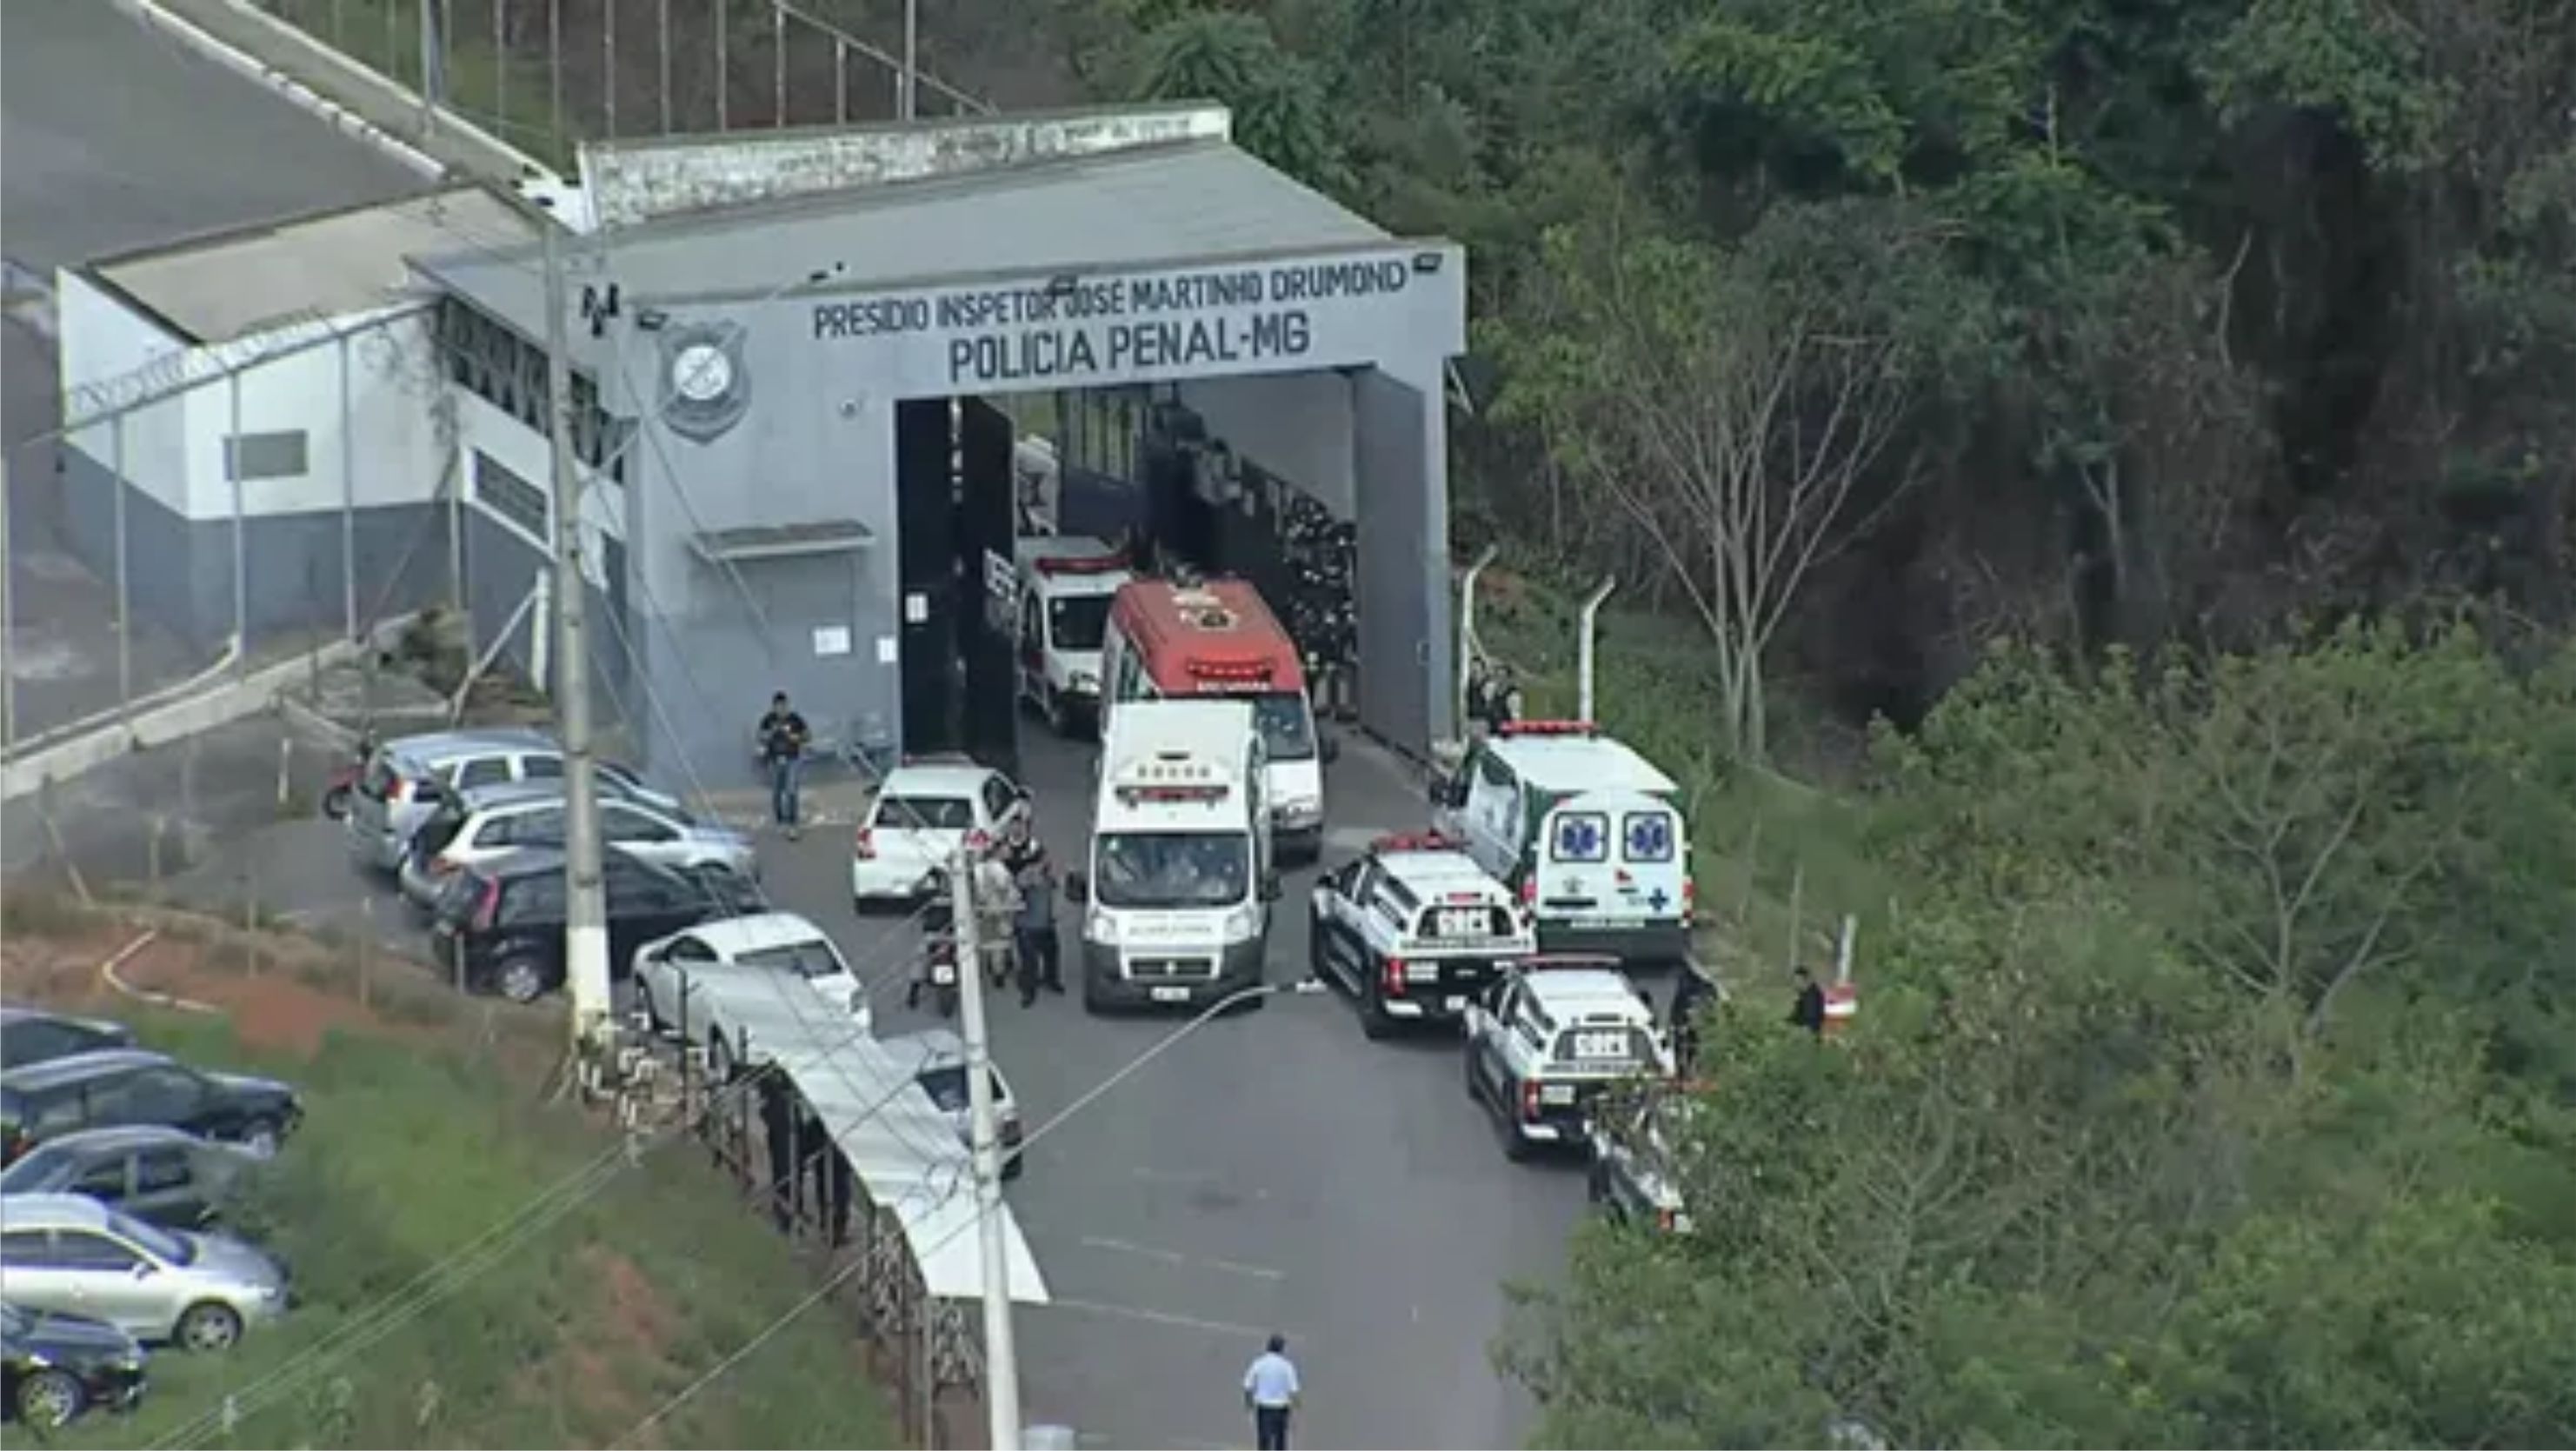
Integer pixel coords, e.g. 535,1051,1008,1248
849,759,1032,908
630,912,872,1079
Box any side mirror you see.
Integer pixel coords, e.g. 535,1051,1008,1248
1320,735,1341,765
1064,872,1089,904
1260,871,1281,902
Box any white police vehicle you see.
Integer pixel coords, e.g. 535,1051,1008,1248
1462,954,1674,1161
1308,831,1535,1039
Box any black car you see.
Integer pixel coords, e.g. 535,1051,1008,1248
0,1053,300,1167
430,848,761,1004
2,1301,147,1428
0,1007,135,1071
0,1126,257,1230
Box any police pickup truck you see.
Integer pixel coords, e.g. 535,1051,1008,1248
1307,832,1535,1040
1462,955,1674,1161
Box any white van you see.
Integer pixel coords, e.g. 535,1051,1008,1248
1431,720,1694,966
1068,699,1277,1013
1002,536,1131,735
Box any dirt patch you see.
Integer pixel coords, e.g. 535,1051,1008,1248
508,1246,686,1441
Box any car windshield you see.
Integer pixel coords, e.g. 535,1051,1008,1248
737,940,849,980
1094,832,1251,909
1250,691,1316,762
912,1063,1005,1115
110,1208,193,1266
875,795,975,832
0,1138,75,1192
1047,595,1112,652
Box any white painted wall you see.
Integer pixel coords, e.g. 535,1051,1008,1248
177,304,449,520
56,270,193,516
452,389,626,589
1175,370,1357,517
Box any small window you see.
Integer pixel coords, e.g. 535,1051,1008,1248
668,936,718,962
500,874,566,924
473,815,517,849
604,806,677,844
472,449,549,538
136,1147,195,1194
516,809,567,848
519,755,565,782
71,1156,130,1197
1621,811,1676,863
453,757,512,789
1475,752,1514,789
982,776,1018,822
1549,812,1610,863
0,1229,51,1262
53,1231,143,1271
123,1068,207,1122
223,430,310,482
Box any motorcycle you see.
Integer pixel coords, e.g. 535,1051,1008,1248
319,726,378,821
929,945,960,1020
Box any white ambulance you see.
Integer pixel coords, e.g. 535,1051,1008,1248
1100,577,1334,862
1001,536,1131,736
1431,720,1695,967
1067,699,1278,1014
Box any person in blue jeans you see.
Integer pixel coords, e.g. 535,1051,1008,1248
756,691,809,839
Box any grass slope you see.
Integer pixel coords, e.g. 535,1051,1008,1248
52,1009,898,1450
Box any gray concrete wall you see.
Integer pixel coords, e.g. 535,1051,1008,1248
58,449,449,656
1353,366,1454,753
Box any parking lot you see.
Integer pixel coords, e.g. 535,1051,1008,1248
205,722,1587,1449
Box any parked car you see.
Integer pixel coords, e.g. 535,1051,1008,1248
850,759,1031,907
0,1008,133,1071
1,1301,146,1428
632,913,871,1081
0,1054,298,1168
0,1195,288,1351
402,783,755,909
345,727,673,873
430,849,761,1004
0,1127,257,1231
883,1028,1025,1180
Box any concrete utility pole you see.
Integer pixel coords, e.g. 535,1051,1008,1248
541,219,613,1050
951,845,1022,1451
1,451,15,751
900,0,918,121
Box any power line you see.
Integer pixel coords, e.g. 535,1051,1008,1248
609,980,1322,1447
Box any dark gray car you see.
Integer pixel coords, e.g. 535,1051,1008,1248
0,1127,256,1231
0,1008,134,1072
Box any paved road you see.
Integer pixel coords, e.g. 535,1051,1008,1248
212,720,1581,1449
3,0,423,742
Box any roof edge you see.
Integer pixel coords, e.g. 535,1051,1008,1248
85,182,489,274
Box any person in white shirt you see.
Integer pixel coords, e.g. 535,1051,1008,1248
1242,1333,1300,1450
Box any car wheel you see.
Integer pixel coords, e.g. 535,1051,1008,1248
1464,1047,1484,1102
1359,982,1395,1041
497,956,548,1004
1082,975,1111,1016
1044,688,1069,736
1496,1087,1535,1162
16,1367,87,1428
237,1117,282,1160
176,1301,244,1352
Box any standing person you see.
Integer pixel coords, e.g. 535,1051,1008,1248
1012,857,1061,1006
1243,1334,1300,1451
755,691,811,840
1481,664,1524,732
1789,965,1827,1038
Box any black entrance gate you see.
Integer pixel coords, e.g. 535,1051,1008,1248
956,398,1019,777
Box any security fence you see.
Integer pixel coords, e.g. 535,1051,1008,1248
1,312,463,759
247,0,990,172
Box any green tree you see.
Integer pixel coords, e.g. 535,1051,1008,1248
1126,10,1348,188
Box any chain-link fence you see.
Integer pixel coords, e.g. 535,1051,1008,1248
247,0,990,173
2,311,464,760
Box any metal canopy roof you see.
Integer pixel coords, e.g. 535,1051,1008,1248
412,140,1394,333
89,186,533,344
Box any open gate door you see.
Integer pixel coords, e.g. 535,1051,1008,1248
895,398,957,755
957,398,1020,778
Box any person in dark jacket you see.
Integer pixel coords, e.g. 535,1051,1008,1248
1789,966,1827,1037
755,692,810,839
1013,858,1062,1005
